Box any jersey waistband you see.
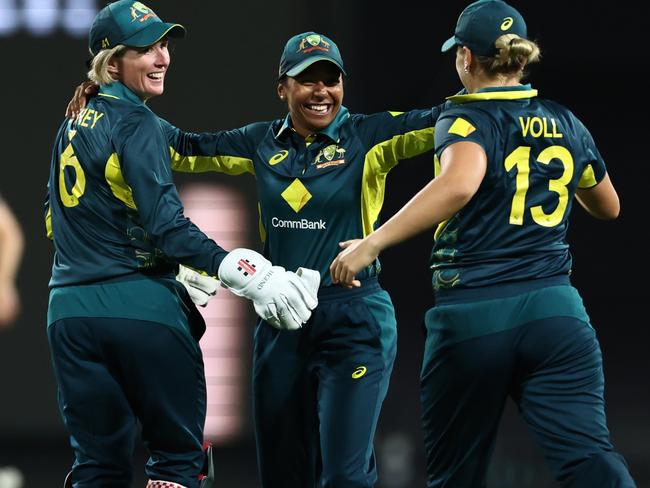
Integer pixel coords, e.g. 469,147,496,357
49,266,176,289
434,275,571,305
318,277,381,303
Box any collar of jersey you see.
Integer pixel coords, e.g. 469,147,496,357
98,81,146,106
446,84,537,104
275,106,350,142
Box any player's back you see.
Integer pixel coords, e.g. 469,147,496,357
47,95,170,287
431,90,606,290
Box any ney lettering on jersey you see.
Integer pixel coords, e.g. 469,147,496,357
75,108,105,129
519,116,563,138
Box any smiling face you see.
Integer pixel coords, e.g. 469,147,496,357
278,60,343,138
109,39,170,101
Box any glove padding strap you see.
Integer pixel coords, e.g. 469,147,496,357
176,265,219,307
218,248,320,330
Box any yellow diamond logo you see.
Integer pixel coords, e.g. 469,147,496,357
281,179,312,213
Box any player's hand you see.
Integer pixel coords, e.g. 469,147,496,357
176,265,219,307
218,248,320,330
330,239,377,288
66,80,99,119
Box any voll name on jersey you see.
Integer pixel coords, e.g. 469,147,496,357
519,116,563,138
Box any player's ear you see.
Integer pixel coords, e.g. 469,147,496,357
107,55,120,76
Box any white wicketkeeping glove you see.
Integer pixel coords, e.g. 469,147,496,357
218,248,320,330
176,264,220,307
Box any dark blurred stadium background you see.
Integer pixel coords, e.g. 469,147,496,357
0,1,647,486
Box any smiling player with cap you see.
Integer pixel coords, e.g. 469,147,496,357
46,3,320,488
137,29,445,488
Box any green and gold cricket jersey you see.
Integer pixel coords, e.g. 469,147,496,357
431,84,607,291
46,81,228,288
165,105,442,286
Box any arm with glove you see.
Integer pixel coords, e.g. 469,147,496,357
177,248,320,330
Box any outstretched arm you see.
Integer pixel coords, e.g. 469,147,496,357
330,141,487,286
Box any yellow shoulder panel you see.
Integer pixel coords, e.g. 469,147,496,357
578,164,598,189
360,127,434,237
105,153,137,209
170,148,254,176
448,117,476,137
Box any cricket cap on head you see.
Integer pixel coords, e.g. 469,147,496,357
89,0,185,56
441,0,527,57
278,31,346,79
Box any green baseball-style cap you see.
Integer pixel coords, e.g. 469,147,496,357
88,0,185,56
441,0,527,57
278,32,346,79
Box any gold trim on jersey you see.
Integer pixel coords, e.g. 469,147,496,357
257,202,266,243
446,89,538,104
45,206,53,240
169,148,254,175
105,153,137,209
578,164,598,188
361,127,434,237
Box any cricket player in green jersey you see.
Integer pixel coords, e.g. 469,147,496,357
164,33,446,487
67,32,445,487
331,1,636,487
46,2,318,487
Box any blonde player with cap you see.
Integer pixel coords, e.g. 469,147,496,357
331,1,636,486
46,2,320,487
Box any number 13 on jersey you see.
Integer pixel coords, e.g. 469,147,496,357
505,145,573,228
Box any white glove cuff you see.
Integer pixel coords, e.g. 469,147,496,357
218,248,275,299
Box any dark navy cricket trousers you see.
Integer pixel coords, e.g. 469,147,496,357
420,282,636,488
252,278,397,488
48,316,206,488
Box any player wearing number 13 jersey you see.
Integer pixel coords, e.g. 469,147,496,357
420,2,635,485
423,85,636,487
430,86,604,289
329,1,636,486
